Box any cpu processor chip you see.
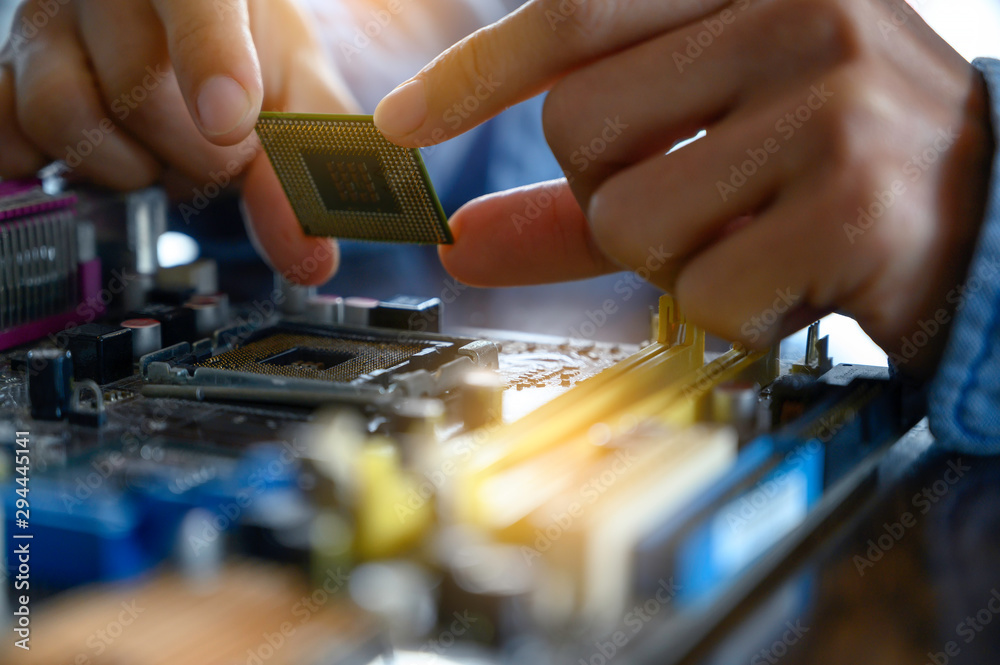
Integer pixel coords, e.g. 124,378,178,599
255,113,452,244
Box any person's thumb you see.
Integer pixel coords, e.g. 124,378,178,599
152,0,263,145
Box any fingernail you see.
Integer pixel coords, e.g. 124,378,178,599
374,79,427,137
197,76,252,136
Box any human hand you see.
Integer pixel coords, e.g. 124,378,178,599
374,0,994,375
0,0,356,284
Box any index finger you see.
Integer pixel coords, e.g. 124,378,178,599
373,0,737,146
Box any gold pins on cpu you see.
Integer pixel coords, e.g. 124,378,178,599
255,113,452,244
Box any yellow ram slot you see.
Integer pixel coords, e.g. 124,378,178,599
523,425,737,629
474,436,612,535
654,345,776,426
470,348,758,541
455,297,703,527
355,438,434,559
468,296,704,477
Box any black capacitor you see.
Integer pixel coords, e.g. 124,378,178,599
371,295,442,333
26,348,73,420
64,323,133,385
128,304,198,347
8,352,29,373
146,286,196,306
438,543,537,648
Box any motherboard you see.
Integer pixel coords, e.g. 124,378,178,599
0,178,927,665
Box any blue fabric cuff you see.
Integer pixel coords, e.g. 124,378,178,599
928,58,1000,453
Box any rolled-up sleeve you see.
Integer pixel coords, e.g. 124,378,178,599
929,58,1000,453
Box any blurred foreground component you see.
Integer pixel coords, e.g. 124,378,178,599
0,563,386,665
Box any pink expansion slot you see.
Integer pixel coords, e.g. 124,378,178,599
1,178,96,350
0,258,104,350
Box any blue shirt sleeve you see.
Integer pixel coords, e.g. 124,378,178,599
929,58,1000,453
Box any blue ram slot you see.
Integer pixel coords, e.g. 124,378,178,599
4,479,146,590
632,437,776,596
672,439,824,608
2,442,301,592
